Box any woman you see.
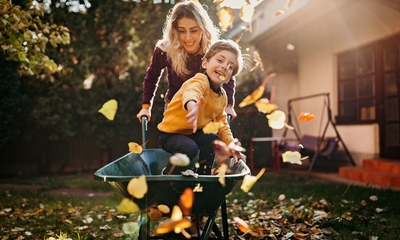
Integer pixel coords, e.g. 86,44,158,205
136,0,237,123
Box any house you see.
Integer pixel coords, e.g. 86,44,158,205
227,0,400,185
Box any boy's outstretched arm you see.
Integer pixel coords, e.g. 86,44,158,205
185,96,204,133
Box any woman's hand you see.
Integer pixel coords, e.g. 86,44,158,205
136,108,151,122
225,105,237,120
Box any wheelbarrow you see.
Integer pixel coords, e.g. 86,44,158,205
94,116,250,239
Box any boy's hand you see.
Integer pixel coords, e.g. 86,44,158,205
186,96,204,133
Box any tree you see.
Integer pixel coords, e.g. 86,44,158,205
0,0,70,75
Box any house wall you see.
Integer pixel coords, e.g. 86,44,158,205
295,0,400,164
244,0,400,165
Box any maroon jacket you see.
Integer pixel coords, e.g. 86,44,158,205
141,46,236,107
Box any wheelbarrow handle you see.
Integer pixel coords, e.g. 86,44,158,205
227,114,232,125
141,115,148,150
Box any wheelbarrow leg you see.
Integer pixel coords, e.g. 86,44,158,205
221,199,229,239
201,215,216,240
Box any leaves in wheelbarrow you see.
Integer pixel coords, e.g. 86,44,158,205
127,175,148,199
116,198,140,213
128,142,142,154
240,168,266,193
98,99,118,121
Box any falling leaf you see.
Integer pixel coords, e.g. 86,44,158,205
238,73,276,108
218,163,228,187
98,99,118,121
127,175,148,199
240,168,266,193
217,7,234,32
148,207,162,220
285,0,293,9
255,98,278,114
250,51,264,72
298,112,316,121
267,110,286,129
179,188,193,216
203,121,223,134
128,142,143,154
157,204,170,214
239,4,254,23
170,153,190,167
193,183,203,192
282,151,302,165
213,0,224,3
155,218,191,235
116,198,140,214
273,10,285,17
122,222,139,235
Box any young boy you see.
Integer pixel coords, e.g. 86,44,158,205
157,39,246,175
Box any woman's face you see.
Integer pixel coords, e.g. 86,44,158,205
177,17,203,54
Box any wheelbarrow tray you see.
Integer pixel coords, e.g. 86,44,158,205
94,149,250,215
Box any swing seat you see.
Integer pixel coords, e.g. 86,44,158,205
280,134,339,159
299,135,339,158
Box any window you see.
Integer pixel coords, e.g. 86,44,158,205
336,46,376,123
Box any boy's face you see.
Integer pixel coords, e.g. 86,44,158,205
201,50,237,87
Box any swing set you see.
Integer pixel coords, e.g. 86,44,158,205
280,93,356,179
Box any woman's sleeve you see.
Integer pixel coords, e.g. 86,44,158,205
222,76,236,106
141,46,168,108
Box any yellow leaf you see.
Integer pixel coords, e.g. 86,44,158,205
240,168,266,193
155,219,191,235
238,86,265,108
203,121,223,134
127,175,148,199
157,204,170,214
238,73,276,108
128,142,143,154
170,153,190,167
193,183,203,192
267,110,286,129
116,198,140,213
217,7,234,32
170,205,183,221
98,99,118,120
218,163,228,187
282,151,302,165
239,4,254,23
255,98,278,114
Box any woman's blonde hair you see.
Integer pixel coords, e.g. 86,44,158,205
157,1,220,76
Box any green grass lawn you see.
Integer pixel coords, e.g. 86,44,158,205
0,172,399,239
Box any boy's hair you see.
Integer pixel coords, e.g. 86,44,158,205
158,1,220,76
203,39,244,76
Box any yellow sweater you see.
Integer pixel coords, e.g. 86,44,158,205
158,73,234,145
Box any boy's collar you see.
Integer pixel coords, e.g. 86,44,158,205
204,72,222,95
